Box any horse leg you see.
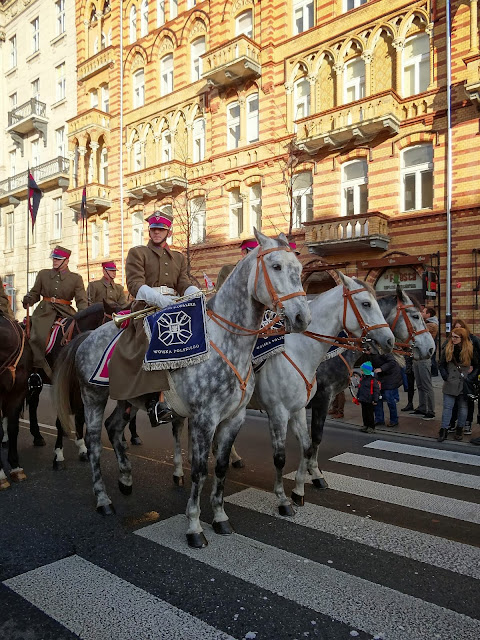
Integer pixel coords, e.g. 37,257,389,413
186,418,216,548
28,384,46,447
128,413,142,445
74,404,88,461
53,418,66,470
269,410,294,516
289,408,315,506
104,402,132,496
0,418,10,490
307,400,329,490
7,406,27,483
1,416,8,448
172,417,186,486
230,443,245,469
210,412,245,534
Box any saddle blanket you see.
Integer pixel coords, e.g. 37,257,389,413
143,293,209,371
252,310,285,366
89,328,125,386
45,319,68,355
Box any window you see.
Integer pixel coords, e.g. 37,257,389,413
6,213,14,249
345,0,366,10
56,63,66,101
190,197,206,244
129,5,137,43
32,140,40,167
133,141,142,171
160,53,173,95
31,17,40,53
132,211,143,245
157,0,165,26
187,0,197,8
9,150,17,176
56,127,66,157
103,219,110,255
53,197,62,239
10,35,17,69
344,58,365,103
292,171,313,228
140,0,148,37
246,93,259,143
91,222,100,259
100,147,108,184
401,144,433,211
4,275,15,313
56,0,65,35
294,77,310,120
90,89,99,108
193,118,205,162
191,37,205,82
9,93,17,109
101,85,109,112
402,34,429,98
162,130,172,161
170,0,178,19
229,188,243,237
133,69,145,107
235,10,253,38
293,0,313,35
342,160,368,216
227,101,240,150
249,183,262,231
31,78,40,102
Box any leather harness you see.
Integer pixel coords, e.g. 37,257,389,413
0,316,25,385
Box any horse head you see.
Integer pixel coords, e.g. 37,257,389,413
388,286,435,360
336,272,395,353
248,229,311,333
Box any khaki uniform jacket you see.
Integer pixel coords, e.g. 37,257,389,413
110,241,194,400
87,278,127,306
0,277,14,319
216,264,236,290
23,268,87,372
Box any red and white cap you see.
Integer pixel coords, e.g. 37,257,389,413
146,211,173,229
288,241,301,255
240,239,259,252
51,246,71,259
102,261,117,271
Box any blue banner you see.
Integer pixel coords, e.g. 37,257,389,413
252,310,285,365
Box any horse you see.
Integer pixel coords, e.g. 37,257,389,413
0,313,32,489
53,230,311,548
306,287,436,490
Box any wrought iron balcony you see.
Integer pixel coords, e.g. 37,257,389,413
67,108,111,138
201,35,261,87
464,53,480,105
7,98,48,151
0,157,69,205
304,212,390,256
67,184,112,215
77,46,116,83
126,161,188,201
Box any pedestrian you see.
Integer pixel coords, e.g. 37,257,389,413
328,391,345,419
437,327,478,442
423,307,439,376
369,351,403,428
401,355,415,412
357,361,381,434
410,308,436,420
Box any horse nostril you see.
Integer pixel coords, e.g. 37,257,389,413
295,313,303,327
429,347,434,357
387,337,394,349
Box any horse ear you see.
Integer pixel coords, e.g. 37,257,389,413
253,228,269,247
335,270,349,287
277,232,290,248
396,284,406,302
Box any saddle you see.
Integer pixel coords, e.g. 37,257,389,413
45,317,76,355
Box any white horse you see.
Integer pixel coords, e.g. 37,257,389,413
54,231,311,548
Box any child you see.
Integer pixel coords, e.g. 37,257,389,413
357,361,381,433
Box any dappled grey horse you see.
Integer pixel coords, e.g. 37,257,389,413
54,231,311,548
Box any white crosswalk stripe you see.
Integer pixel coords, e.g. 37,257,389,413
365,440,480,467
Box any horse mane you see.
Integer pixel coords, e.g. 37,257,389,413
74,303,104,320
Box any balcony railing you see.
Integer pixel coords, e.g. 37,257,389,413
67,108,111,138
67,184,111,214
77,46,115,82
8,98,47,127
126,161,188,200
0,157,69,202
304,212,390,256
202,35,261,87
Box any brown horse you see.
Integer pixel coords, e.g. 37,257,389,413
0,313,32,490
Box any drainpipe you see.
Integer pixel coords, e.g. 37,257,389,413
445,0,452,333
119,0,125,285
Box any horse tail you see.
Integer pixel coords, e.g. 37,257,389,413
53,332,91,436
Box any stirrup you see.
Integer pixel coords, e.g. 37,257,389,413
147,400,174,427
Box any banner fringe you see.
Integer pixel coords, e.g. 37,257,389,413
251,344,285,365
142,351,210,371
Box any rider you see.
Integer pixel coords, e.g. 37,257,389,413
22,246,88,378
216,238,259,290
109,211,199,426
0,277,14,319
86,261,127,306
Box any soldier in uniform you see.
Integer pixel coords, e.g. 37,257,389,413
22,246,88,378
109,211,199,426
288,241,301,256
216,238,259,290
86,261,127,307
0,277,14,319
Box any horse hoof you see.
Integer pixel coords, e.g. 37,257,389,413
212,520,235,535
131,436,142,446
33,436,46,447
52,458,66,471
231,459,245,469
10,469,27,483
1,440,8,449
118,480,132,495
97,503,116,516
278,504,295,517
186,532,208,548
79,452,88,462
291,491,304,506
173,475,185,487
312,477,329,490
0,478,11,490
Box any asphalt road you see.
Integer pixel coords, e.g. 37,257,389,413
1,390,479,640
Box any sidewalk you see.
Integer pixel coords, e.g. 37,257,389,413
331,377,480,443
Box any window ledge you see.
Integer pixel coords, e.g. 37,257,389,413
4,249,14,254
50,32,66,46
5,65,17,77
51,97,67,109
26,50,41,63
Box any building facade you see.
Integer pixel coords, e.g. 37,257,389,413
0,0,79,319
68,0,479,337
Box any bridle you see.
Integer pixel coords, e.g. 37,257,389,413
0,315,25,385
390,302,429,355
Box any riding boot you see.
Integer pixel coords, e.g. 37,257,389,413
145,393,174,427
437,428,448,442
454,426,464,441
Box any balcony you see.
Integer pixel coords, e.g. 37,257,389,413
464,53,480,105
304,212,390,256
67,184,112,215
77,46,116,83
126,161,188,201
7,99,48,152
0,157,69,205
295,91,401,153
202,35,261,87
67,108,111,139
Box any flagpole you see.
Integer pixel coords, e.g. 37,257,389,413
26,166,31,336
85,204,90,285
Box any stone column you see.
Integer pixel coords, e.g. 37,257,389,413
392,39,405,95
89,141,100,182
284,83,293,133
125,143,132,172
238,96,246,146
425,24,435,89
153,136,160,165
361,50,373,96
308,75,317,114
333,63,344,106
186,123,193,163
78,146,87,186
68,148,75,187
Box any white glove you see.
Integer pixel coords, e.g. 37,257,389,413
136,285,174,309
184,286,200,296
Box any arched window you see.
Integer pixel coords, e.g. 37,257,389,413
162,129,172,161
344,57,365,103
246,93,259,143
292,171,313,228
402,33,429,97
100,147,108,184
129,5,137,44
229,188,243,237
101,84,109,112
227,101,240,149
133,68,145,107
140,0,148,37
191,36,206,82
341,160,367,216
190,197,206,244
133,140,143,170
103,0,111,14
294,77,310,120
193,118,206,162
249,183,262,231
235,9,253,38
160,53,173,95
401,144,433,211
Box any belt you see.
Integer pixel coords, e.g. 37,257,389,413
152,286,176,295
43,297,71,305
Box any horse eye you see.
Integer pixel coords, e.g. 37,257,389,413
362,301,371,308
273,264,282,271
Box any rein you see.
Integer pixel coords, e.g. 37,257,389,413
0,316,25,384
390,303,429,355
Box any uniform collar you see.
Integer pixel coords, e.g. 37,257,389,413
102,277,114,288
50,268,70,280
147,239,172,257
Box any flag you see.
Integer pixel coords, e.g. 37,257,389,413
28,172,42,229
80,186,87,241
203,272,215,291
